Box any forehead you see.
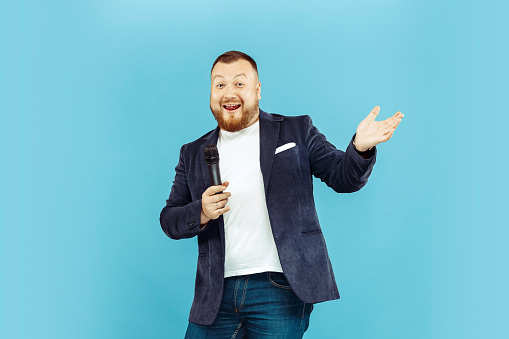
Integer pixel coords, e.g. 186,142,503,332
211,60,257,80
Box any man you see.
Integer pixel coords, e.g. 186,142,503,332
160,51,403,338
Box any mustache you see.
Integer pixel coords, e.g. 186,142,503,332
221,98,243,105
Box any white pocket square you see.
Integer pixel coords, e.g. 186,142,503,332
275,142,296,154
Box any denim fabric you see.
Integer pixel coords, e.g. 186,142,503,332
184,272,313,338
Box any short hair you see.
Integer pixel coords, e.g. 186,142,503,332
211,51,258,75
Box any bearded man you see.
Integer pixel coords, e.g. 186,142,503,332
160,51,403,338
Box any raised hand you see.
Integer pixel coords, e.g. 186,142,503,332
354,106,404,151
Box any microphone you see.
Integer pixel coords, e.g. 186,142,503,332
204,145,222,191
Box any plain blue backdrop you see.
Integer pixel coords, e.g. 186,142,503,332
1,0,507,338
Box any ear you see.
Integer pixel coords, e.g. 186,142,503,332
257,81,261,100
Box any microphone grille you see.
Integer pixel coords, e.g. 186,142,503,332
204,145,219,165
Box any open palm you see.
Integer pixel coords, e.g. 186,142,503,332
354,106,404,151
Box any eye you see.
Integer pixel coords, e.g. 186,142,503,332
216,83,225,88
236,82,244,87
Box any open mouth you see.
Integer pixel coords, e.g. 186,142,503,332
223,103,241,111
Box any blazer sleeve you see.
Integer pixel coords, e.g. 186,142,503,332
304,115,377,193
160,144,205,240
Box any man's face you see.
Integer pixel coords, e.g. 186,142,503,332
210,59,261,132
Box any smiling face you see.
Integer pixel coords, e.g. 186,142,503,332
210,59,261,132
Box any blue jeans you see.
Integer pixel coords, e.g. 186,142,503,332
185,272,313,338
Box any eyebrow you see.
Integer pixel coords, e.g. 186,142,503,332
213,73,248,80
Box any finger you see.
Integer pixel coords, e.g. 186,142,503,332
383,111,403,124
388,117,402,131
391,117,402,129
207,198,229,213
384,113,399,124
382,118,393,127
381,129,395,142
382,117,402,133
204,200,228,220
208,192,231,203
204,184,227,196
366,106,380,121
213,205,230,218
216,199,228,209
212,201,221,210
379,128,394,142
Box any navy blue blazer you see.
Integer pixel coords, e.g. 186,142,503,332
160,109,377,325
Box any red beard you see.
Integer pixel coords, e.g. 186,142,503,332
210,99,259,132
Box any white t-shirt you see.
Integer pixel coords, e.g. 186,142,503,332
216,120,283,278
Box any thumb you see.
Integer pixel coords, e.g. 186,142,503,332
367,106,380,121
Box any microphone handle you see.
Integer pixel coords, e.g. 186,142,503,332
208,164,223,194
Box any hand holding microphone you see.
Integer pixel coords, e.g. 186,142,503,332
200,182,231,226
201,145,231,226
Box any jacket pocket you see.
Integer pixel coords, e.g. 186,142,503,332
275,144,299,159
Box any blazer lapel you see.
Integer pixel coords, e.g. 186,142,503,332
259,109,283,194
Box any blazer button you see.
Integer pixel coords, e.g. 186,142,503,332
187,221,195,227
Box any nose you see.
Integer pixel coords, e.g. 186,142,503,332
224,85,236,99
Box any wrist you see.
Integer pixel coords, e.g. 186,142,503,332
200,209,211,225
353,138,371,153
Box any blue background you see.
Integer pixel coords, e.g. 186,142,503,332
1,0,507,338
